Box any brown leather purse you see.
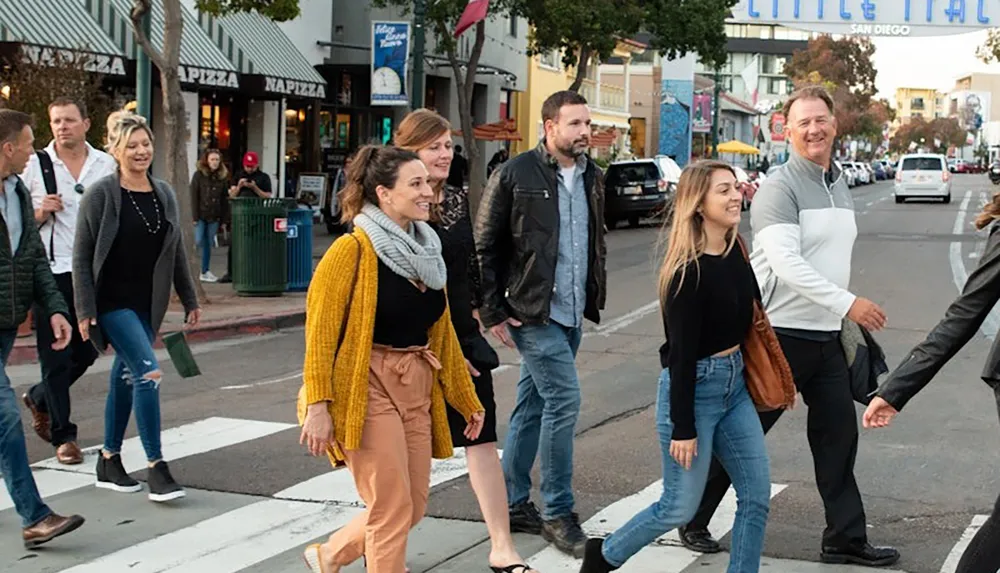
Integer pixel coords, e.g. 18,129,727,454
735,236,797,411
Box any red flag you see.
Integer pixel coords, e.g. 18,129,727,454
454,0,490,37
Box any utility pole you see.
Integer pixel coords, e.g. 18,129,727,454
411,0,426,109
711,65,721,159
136,11,152,118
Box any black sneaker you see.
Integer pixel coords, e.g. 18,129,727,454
542,513,588,558
96,454,142,493
217,273,232,284
509,501,544,535
147,461,186,502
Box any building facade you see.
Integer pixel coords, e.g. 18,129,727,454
895,87,945,123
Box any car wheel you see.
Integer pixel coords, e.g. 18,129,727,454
895,195,905,204
628,215,641,228
943,194,951,204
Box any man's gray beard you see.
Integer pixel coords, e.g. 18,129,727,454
557,142,585,158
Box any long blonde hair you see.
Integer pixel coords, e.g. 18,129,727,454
657,160,739,305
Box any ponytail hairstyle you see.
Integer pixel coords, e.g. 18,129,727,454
976,193,1000,230
338,144,422,224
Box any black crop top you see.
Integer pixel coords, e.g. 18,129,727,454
372,260,446,347
659,245,760,440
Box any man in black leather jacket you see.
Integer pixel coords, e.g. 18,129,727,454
865,216,1000,572
475,90,607,558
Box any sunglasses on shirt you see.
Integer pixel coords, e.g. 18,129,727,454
74,184,84,194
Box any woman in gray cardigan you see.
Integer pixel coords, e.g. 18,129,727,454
73,113,201,503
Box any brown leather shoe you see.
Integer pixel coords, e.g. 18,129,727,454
21,393,51,443
56,442,83,465
23,513,85,548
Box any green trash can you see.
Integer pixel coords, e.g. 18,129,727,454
230,197,296,296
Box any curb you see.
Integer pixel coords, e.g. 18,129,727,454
8,309,306,366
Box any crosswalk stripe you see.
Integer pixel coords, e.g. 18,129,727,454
526,480,786,571
57,500,363,573
940,514,990,573
1,417,295,511
275,447,499,504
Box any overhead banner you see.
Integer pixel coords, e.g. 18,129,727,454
731,0,999,37
371,21,410,106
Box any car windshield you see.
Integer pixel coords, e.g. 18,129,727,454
607,163,659,185
901,157,943,171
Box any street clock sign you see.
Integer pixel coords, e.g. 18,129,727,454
731,0,999,37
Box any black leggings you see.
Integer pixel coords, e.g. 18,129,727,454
956,492,1000,573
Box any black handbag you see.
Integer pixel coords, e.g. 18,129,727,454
460,332,500,371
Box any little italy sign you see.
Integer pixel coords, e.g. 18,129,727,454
732,0,1000,36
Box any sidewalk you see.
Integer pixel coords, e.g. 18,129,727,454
9,226,338,366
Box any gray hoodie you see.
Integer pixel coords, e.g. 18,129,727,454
73,173,199,351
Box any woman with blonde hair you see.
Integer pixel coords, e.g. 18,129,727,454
74,113,201,503
394,109,537,573
579,161,771,573
298,144,485,573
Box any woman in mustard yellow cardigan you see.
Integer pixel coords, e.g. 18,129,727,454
298,144,484,573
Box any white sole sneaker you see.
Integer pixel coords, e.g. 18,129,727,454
148,489,186,503
95,480,143,494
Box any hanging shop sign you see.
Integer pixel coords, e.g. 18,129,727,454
731,0,999,37
371,21,410,106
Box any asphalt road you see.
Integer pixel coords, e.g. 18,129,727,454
4,174,999,572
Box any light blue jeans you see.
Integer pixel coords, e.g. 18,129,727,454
0,329,52,527
503,322,583,520
602,351,771,573
99,309,163,462
194,220,220,274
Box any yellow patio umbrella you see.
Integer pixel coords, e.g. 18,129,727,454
715,140,760,155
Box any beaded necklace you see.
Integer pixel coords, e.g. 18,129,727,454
123,187,162,234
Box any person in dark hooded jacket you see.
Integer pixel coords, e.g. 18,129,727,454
189,148,228,283
864,196,1000,573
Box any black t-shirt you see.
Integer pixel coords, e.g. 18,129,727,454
97,188,167,316
232,169,272,198
372,260,446,348
659,246,760,440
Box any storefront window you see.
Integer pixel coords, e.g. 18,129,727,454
199,98,232,159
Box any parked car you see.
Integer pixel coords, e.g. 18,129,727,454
878,159,896,179
836,161,857,187
870,161,887,181
849,161,871,184
895,153,951,204
603,159,674,229
989,160,1000,185
653,155,682,188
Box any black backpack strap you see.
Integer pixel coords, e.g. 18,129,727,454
35,150,58,263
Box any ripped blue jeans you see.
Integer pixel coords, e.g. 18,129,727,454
99,309,163,462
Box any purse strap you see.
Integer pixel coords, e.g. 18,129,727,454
336,234,361,354
735,234,750,261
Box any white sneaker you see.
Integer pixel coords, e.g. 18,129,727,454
200,271,219,283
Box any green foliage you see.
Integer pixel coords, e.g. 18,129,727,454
0,53,117,150
514,0,737,71
194,0,300,21
889,117,966,154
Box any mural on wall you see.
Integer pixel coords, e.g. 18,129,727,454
660,79,694,167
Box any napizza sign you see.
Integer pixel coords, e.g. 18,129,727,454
732,0,999,36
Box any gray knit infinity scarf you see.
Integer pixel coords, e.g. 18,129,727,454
354,202,447,290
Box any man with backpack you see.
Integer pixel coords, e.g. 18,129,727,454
20,98,116,464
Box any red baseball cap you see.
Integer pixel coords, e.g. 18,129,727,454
243,151,259,168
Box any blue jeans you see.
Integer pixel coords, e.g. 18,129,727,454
194,220,220,274
0,329,52,527
602,351,770,573
99,309,163,462
503,322,583,520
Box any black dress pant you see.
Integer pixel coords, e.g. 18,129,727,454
954,385,1000,572
687,334,868,547
28,272,98,446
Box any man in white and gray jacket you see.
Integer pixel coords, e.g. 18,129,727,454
679,86,900,568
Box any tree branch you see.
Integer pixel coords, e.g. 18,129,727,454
568,45,591,93
129,0,169,71
465,21,487,106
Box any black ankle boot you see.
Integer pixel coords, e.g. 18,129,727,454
579,538,616,573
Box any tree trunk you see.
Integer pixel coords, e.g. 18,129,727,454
568,46,592,93
442,20,487,219
131,0,206,303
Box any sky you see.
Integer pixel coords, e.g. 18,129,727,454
871,30,1000,102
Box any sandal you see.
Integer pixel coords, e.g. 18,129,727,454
302,544,328,573
490,565,536,573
